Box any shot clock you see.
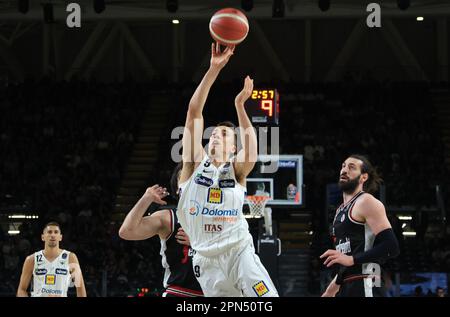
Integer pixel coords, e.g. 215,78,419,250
245,89,279,125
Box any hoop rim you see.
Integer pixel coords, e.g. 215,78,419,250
246,195,271,202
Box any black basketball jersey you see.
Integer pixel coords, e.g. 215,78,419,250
160,209,203,297
331,191,376,280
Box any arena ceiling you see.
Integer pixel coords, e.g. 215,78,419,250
0,0,448,83
0,0,449,21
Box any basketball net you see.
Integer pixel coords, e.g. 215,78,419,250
246,195,270,218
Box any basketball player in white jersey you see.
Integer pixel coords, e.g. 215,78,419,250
176,42,278,297
17,222,87,297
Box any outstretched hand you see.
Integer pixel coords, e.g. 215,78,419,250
320,249,354,267
143,185,169,205
235,75,254,106
210,42,235,70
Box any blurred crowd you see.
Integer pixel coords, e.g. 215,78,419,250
0,79,163,296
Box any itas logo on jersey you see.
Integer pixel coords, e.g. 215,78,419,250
45,274,56,285
252,281,269,297
55,268,68,275
35,268,47,275
207,188,222,204
204,224,223,233
61,253,68,259
219,179,235,188
194,174,213,187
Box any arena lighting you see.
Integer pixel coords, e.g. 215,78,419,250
8,230,20,235
18,0,29,14
8,214,39,219
397,0,410,10
166,0,178,13
93,0,105,14
318,0,330,12
241,0,253,12
172,19,180,24
402,231,416,236
402,223,407,229
272,0,285,18
398,216,412,220
416,16,424,21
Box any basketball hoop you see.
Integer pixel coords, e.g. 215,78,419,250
246,195,270,218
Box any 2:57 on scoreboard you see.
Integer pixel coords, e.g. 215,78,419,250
246,89,279,125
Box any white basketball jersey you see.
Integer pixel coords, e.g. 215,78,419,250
31,250,72,297
176,156,252,257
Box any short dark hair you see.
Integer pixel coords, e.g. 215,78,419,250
348,154,383,194
43,221,61,233
216,121,237,150
170,162,183,199
216,121,236,129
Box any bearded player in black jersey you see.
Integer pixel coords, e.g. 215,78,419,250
320,155,400,297
119,164,203,297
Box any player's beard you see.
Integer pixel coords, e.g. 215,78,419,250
338,174,361,193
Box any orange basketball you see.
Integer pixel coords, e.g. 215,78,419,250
209,8,249,46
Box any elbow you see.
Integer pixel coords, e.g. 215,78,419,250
187,107,202,119
118,226,130,240
387,229,400,259
390,238,400,258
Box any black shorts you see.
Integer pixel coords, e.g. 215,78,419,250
337,278,385,297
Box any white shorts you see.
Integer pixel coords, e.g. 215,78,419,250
192,239,279,297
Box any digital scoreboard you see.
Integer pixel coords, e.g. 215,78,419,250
245,89,279,125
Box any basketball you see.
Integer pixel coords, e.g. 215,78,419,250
209,8,249,46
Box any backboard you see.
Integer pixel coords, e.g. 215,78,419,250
246,155,303,206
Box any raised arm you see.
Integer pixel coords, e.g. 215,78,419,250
69,252,87,297
17,255,34,297
119,185,171,240
180,43,235,183
234,76,257,183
